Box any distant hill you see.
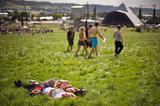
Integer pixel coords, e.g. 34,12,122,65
1,0,160,15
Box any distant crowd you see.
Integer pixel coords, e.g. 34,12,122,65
0,26,54,36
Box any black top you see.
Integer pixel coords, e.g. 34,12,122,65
67,31,75,39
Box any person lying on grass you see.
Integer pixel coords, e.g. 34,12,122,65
26,85,76,99
41,86,76,99
54,80,86,94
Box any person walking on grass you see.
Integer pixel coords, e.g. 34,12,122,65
88,22,104,57
82,24,92,55
75,26,88,56
113,25,123,56
67,26,75,51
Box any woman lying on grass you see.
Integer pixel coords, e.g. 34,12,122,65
42,86,76,99
54,80,86,95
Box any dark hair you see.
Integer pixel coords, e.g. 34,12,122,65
95,22,99,26
74,91,86,97
117,25,121,29
70,26,74,30
89,24,92,28
74,88,86,97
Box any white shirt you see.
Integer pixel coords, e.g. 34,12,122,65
43,87,66,99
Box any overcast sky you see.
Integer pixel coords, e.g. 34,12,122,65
26,0,160,9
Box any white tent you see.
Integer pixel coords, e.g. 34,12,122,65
39,16,53,20
116,3,143,26
102,3,143,27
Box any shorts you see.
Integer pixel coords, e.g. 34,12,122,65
78,41,85,46
85,39,92,48
68,39,74,46
90,38,98,47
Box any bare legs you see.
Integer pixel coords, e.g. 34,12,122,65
82,46,88,55
75,46,81,56
75,45,88,56
95,47,98,56
67,45,73,51
84,45,88,55
89,47,94,57
89,47,98,57
82,47,85,55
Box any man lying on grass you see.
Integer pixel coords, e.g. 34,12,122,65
14,79,86,99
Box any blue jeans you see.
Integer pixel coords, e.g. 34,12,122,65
40,83,50,92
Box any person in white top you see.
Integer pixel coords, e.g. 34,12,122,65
42,87,76,99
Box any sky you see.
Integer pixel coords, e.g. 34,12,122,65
26,0,160,9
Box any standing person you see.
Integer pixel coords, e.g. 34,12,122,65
75,26,88,56
113,25,123,56
82,24,92,54
67,27,75,51
88,23,104,57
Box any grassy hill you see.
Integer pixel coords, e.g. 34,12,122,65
0,25,160,105
6,1,31,10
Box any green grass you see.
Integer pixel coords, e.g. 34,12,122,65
0,25,160,106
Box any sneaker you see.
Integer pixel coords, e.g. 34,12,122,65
14,80,22,87
114,54,118,56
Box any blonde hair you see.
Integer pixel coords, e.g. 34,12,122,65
54,80,70,88
62,92,77,99
79,26,85,32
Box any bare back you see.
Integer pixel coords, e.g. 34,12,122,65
90,27,99,38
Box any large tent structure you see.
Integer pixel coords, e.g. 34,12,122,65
102,3,143,27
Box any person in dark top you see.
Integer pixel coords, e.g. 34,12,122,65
67,27,75,51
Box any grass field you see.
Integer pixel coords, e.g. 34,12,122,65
0,25,160,106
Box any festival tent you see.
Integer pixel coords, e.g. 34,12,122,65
102,3,143,27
